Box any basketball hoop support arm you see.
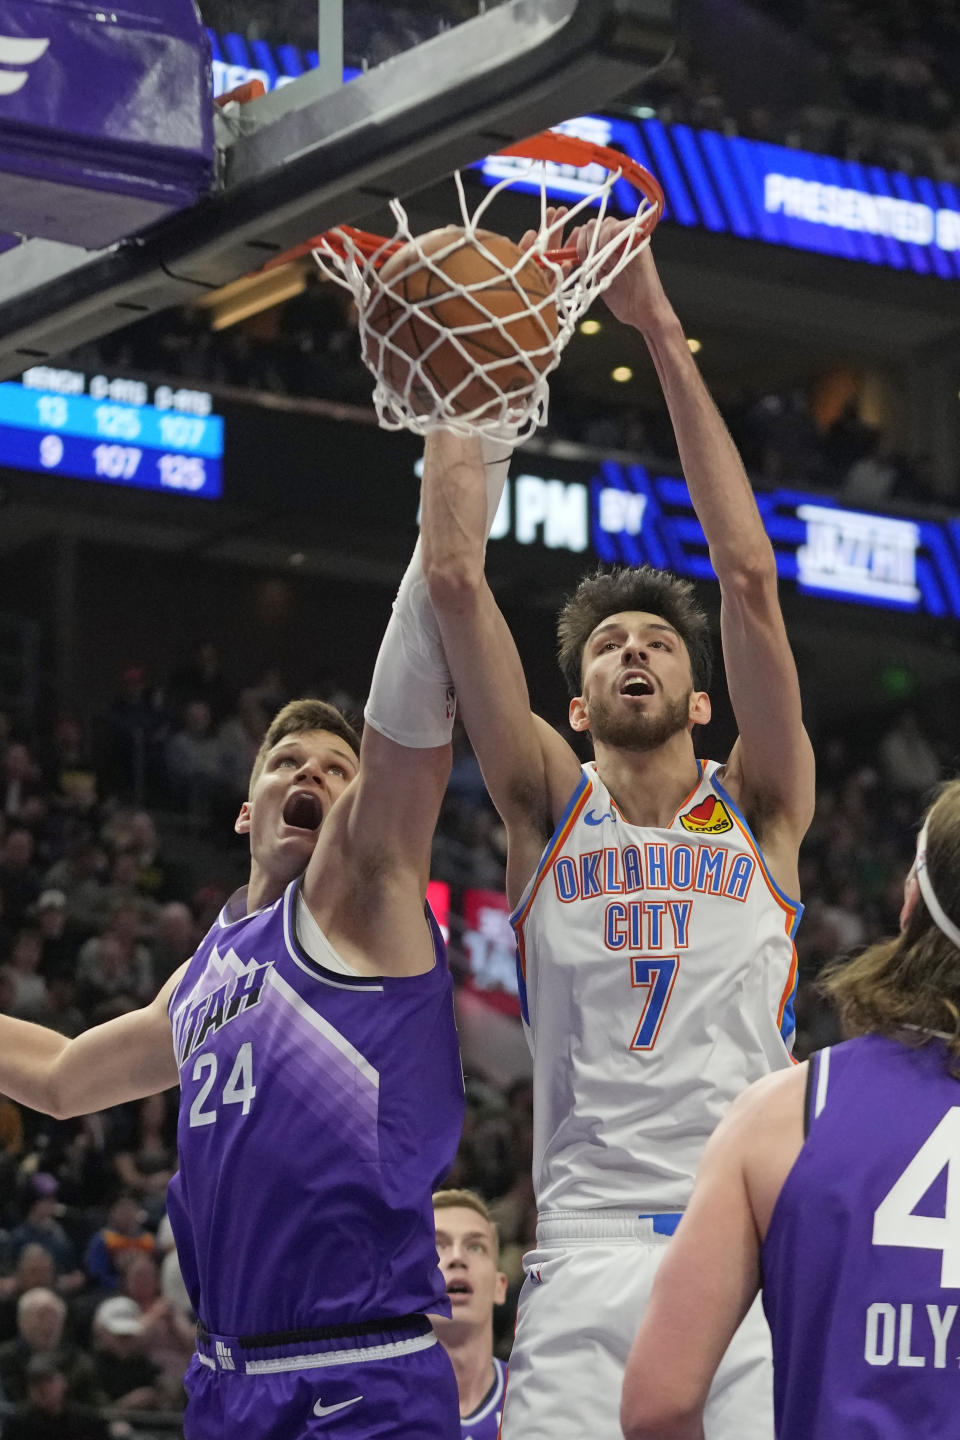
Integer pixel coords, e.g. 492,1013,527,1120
0,0,675,378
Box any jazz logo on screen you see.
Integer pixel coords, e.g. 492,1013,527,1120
0,34,49,96
796,505,920,607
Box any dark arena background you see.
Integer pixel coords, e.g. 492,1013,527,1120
0,0,958,1431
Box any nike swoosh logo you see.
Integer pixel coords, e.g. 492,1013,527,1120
584,809,614,826
313,1396,363,1418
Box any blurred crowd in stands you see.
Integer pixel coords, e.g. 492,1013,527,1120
81,285,945,510
69,0,956,507
199,0,960,181
0,3,957,1428
0,632,953,1419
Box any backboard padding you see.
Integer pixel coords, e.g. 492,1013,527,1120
0,0,675,378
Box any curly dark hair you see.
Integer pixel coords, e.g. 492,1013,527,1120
248,698,361,796
556,565,712,696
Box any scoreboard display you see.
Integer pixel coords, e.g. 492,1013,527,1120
0,367,224,499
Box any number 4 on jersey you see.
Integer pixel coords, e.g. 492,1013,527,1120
630,957,679,1050
873,1107,960,1286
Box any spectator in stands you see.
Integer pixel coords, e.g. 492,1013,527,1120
42,838,107,937
37,972,85,1040
97,848,160,933
0,1245,58,1341
84,1195,156,1294
75,902,153,1020
39,716,98,820
111,1095,176,1226
125,809,189,905
169,640,234,727
32,889,75,983
0,828,41,929
99,662,170,805
0,1352,110,1440
4,926,50,1021
218,689,269,801
90,1294,163,1411
0,743,44,824
164,699,226,819
7,1174,84,1294
0,1286,98,1404
121,1252,193,1405
154,1211,193,1323
150,901,197,987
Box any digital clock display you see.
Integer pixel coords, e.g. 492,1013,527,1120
0,368,224,498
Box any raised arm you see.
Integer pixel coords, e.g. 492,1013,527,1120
303,581,454,975
584,232,815,884
420,429,582,903
0,965,183,1120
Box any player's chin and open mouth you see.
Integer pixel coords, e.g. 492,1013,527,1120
446,1280,473,1306
281,791,324,833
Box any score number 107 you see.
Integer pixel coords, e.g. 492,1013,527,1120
87,445,207,489
38,436,142,479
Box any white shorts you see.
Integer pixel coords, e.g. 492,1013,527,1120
500,1211,773,1440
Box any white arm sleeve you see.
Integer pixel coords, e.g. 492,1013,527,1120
363,437,512,748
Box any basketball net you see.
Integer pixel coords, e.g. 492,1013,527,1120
311,132,663,440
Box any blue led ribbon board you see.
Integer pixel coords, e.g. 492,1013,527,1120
206,29,361,96
479,113,960,280
206,31,960,279
587,461,960,619
0,370,224,498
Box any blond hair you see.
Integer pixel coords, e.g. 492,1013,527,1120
822,779,960,1070
433,1187,500,1258
248,699,360,797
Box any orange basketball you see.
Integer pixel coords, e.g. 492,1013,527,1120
364,226,559,417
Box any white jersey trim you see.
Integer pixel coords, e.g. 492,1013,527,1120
281,881,385,993
245,1330,436,1373
266,967,380,1090
813,1046,831,1119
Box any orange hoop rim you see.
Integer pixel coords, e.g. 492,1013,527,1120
263,129,664,272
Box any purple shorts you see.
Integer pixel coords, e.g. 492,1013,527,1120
184,1320,459,1439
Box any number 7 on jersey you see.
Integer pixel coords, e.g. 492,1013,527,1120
630,956,680,1050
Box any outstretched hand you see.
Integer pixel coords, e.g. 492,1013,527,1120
571,218,674,331
519,210,676,334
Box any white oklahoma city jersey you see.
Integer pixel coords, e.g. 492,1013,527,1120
510,759,801,1213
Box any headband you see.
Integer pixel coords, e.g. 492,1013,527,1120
915,816,960,950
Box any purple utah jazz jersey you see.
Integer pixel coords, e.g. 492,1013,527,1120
165,879,465,1336
762,1033,960,1438
461,1357,507,1440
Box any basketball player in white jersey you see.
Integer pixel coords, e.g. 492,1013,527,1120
418,227,815,1439
432,1189,508,1440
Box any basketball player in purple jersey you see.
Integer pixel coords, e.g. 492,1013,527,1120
418,228,815,1440
622,778,960,1440
0,494,478,1435
432,1190,508,1440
